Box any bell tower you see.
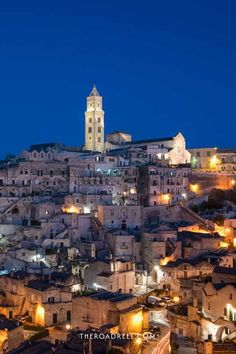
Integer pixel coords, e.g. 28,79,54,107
85,84,105,152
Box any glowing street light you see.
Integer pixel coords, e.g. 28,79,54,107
210,155,220,169
135,337,142,346
189,184,199,193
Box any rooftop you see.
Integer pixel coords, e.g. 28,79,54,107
125,136,174,146
87,291,134,302
213,266,236,276
27,280,53,291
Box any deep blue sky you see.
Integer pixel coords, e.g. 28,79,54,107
0,0,235,157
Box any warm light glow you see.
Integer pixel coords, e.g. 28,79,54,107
132,313,143,325
160,258,168,266
173,296,179,303
36,304,45,326
210,155,220,169
161,193,171,204
231,179,235,187
135,337,142,345
66,324,71,330
220,241,229,248
234,238,236,248
130,188,136,195
63,205,80,214
189,184,199,193
154,265,159,272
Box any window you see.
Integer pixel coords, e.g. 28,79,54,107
98,117,101,123
48,297,55,303
89,118,92,123
208,302,211,310
98,127,101,133
229,293,233,300
50,170,54,177
196,152,200,157
207,151,211,157
88,127,92,133
67,310,71,321
98,137,101,143
53,313,57,324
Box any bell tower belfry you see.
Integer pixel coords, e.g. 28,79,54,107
85,85,105,152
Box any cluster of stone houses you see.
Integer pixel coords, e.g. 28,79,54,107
0,86,235,353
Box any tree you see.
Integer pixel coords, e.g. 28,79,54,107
214,214,225,226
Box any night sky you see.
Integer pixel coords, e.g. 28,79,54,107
0,0,236,158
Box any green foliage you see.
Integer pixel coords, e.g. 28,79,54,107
30,328,49,341
23,324,44,331
208,188,225,202
213,214,225,226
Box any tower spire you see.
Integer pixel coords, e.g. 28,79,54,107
89,84,100,97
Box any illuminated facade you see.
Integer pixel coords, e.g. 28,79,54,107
85,84,105,152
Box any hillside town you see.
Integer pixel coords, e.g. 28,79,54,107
0,85,235,354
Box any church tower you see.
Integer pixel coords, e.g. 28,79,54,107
85,85,105,152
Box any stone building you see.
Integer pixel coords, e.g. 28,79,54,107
0,317,24,353
0,272,72,327
97,205,142,230
202,282,236,341
84,259,135,293
138,164,190,207
72,291,148,333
